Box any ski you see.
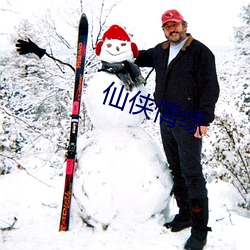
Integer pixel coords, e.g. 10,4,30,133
59,13,88,231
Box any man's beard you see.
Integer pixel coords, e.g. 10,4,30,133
166,31,186,45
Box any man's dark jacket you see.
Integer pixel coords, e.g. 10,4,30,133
135,34,220,125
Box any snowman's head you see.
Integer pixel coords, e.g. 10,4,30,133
96,25,139,63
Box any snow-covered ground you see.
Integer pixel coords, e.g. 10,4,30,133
1,168,249,250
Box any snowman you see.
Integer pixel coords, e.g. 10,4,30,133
73,25,173,230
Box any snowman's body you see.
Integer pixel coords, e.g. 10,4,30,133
85,71,147,129
74,25,173,229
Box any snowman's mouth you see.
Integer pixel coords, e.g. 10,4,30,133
106,50,126,56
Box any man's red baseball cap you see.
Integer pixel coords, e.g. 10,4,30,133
161,9,185,27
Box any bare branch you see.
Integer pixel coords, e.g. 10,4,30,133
0,8,18,14
0,107,67,151
0,153,54,188
46,51,75,73
91,0,121,49
0,217,18,231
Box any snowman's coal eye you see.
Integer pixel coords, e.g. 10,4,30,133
107,44,112,48
121,43,126,46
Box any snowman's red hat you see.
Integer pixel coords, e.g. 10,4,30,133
96,25,139,58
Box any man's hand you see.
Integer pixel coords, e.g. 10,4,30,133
194,126,208,138
16,38,46,59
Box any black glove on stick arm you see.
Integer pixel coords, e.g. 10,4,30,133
15,38,75,72
16,38,46,59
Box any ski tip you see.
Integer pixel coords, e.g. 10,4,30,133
80,13,88,21
80,13,88,27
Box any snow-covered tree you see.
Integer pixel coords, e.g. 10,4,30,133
0,19,73,175
0,0,121,175
234,4,250,56
204,3,250,209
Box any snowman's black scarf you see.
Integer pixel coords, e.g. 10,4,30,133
99,61,146,91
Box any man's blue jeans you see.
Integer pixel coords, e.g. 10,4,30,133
160,120,207,200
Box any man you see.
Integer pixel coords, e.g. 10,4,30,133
135,9,219,250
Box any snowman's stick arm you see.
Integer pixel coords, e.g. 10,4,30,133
16,38,75,72
45,52,75,72
145,68,154,84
